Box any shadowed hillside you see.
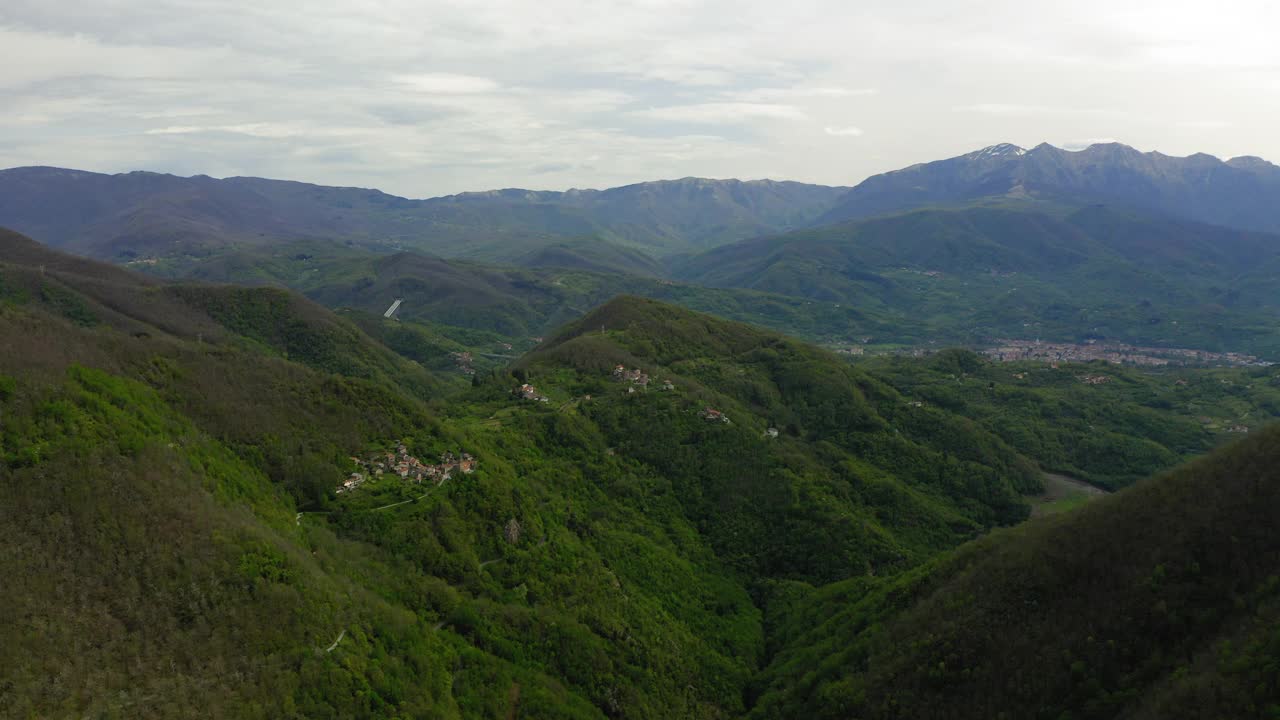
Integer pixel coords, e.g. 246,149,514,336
750,425,1280,719
5,228,1280,718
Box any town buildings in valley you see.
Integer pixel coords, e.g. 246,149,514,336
982,339,1270,368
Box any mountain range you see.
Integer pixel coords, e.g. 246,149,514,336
11,141,1280,270
5,141,1280,717
0,166,846,261
818,142,1280,233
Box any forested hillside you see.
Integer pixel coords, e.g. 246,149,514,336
863,349,1280,489
4,227,1279,718
675,203,1280,353
141,238,899,344
0,232,1030,717
750,425,1280,720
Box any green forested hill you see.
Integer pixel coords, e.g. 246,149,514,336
514,237,667,277
5,228,1280,718
0,234,1037,718
749,425,1280,720
142,238,901,344
674,203,1280,353
862,349,1280,490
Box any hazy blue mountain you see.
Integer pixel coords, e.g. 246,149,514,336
818,142,1280,233
0,166,846,260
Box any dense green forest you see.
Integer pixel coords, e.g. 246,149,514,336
3,227,1279,718
863,348,1280,489
748,426,1280,719
675,203,1280,354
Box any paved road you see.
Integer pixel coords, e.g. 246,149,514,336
325,629,345,653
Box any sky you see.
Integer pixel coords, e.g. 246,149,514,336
3,0,1279,198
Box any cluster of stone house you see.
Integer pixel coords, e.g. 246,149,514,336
1079,375,1111,385
338,442,477,493
514,383,549,402
613,365,650,387
700,407,730,424
613,365,677,393
450,351,476,375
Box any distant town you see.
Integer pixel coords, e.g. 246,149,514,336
980,339,1272,368
832,338,1272,368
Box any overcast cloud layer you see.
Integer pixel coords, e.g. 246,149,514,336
3,0,1279,197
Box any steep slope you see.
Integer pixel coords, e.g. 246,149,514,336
148,238,902,346
0,167,845,260
675,203,1280,353
515,237,666,277
0,234,760,717
0,232,1048,719
7,230,1279,718
511,295,1044,583
819,142,1280,233
864,349,1280,490
749,425,1280,720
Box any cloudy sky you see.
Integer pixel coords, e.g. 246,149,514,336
3,0,1278,197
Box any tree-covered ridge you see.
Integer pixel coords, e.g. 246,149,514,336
5,229,1280,718
514,296,1042,578
863,348,1280,490
674,203,1280,354
0,238,1038,718
141,237,898,344
0,166,847,261
749,424,1280,720
2,235,760,717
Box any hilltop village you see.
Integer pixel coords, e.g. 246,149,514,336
339,441,476,494
511,365,734,427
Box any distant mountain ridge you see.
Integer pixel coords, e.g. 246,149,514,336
673,202,1280,354
0,166,847,261
819,142,1280,233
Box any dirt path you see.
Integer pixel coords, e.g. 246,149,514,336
1029,472,1109,518
505,683,521,720
370,478,448,512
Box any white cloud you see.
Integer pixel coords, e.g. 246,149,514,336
2,0,1279,195
824,126,864,137
953,103,1123,117
635,102,807,123
1175,119,1234,130
144,123,365,139
729,86,878,102
392,73,502,94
